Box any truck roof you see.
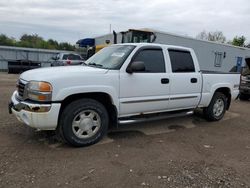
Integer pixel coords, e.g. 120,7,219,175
112,43,193,51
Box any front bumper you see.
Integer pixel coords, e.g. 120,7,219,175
9,91,61,130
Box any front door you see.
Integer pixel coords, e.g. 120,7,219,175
119,47,170,116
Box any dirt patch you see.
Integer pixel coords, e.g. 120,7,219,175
0,72,250,188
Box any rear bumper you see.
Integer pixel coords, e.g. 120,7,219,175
9,91,61,130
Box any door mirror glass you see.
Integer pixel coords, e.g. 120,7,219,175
127,61,145,73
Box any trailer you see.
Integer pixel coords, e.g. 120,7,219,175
77,29,250,72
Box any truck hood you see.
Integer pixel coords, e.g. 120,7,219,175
20,66,109,81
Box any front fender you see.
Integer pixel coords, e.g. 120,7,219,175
53,86,119,108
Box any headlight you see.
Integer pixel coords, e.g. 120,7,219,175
27,81,52,102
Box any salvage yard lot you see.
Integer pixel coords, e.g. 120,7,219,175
0,72,250,188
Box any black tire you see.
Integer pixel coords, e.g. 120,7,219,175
239,93,250,101
203,92,227,121
58,99,109,147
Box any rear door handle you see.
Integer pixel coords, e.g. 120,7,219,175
191,78,197,83
161,78,169,84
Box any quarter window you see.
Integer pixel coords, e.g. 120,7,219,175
168,50,195,73
72,54,81,60
132,49,165,73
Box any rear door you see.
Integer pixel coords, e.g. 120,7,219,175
167,49,202,110
119,46,170,116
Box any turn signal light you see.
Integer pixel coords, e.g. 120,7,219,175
39,82,52,92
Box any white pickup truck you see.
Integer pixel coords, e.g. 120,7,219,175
9,43,240,147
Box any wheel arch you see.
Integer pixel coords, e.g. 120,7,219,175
214,87,231,110
57,92,118,129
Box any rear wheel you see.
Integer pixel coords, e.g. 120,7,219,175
203,92,227,121
58,99,109,147
239,93,250,101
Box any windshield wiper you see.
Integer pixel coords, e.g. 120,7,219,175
88,62,103,68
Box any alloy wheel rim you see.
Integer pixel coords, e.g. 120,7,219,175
72,110,101,139
213,98,224,117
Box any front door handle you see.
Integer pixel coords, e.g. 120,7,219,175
161,78,169,84
191,78,197,83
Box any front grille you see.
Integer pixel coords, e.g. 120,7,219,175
17,80,26,98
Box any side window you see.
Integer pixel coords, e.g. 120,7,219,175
132,49,165,73
67,54,81,60
62,54,69,60
73,55,81,60
214,52,223,67
168,50,195,73
68,54,75,60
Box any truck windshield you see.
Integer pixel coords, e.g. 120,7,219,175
85,45,135,70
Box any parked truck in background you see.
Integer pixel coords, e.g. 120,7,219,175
9,43,240,147
50,52,85,66
239,57,250,100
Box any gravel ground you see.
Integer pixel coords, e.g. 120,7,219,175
0,72,250,188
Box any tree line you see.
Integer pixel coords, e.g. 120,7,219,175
0,34,75,51
0,31,249,50
196,30,250,48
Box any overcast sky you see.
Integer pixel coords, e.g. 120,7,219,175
0,0,249,44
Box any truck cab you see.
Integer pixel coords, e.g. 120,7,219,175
77,29,157,59
121,29,156,43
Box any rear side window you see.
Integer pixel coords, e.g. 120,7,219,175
168,50,195,73
132,49,165,73
62,54,69,60
69,54,81,60
73,55,81,60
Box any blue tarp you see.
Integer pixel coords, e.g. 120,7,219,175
76,38,95,47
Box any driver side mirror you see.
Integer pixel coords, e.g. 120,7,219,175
126,61,145,74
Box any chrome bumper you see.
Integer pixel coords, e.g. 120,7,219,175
9,98,51,113
9,91,61,130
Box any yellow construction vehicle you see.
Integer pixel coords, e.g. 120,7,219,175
76,29,157,59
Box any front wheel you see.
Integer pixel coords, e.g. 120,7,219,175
203,92,227,121
58,99,109,147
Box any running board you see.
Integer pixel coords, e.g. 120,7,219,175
118,110,194,125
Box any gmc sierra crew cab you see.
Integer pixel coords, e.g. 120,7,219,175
9,43,240,147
